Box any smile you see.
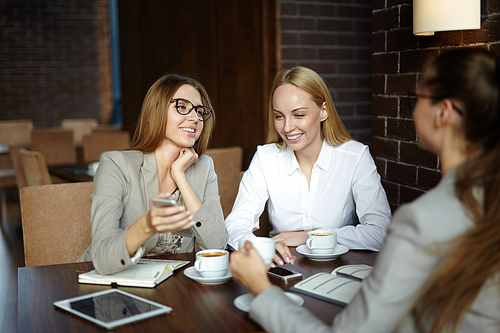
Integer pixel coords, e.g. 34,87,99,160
180,127,195,133
286,133,302,141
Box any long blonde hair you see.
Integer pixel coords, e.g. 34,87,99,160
266,66,352,148
411,49,500,332
128,74,215,156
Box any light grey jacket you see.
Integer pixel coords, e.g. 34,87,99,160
78,150,228,275
250,169,500,333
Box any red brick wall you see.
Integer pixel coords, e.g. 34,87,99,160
0,0,112,127
280,0,373,144
371,0,500,209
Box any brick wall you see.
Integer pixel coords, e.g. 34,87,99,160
371,0,500,209
0,0,112,127
280,0,373,144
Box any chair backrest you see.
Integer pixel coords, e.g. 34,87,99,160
20,181,94,267
31,129,76,165
82,130,131,163
61,118,99,147
205,146,243,218
9,143,28,190
0,119,33,146
19,149,52,187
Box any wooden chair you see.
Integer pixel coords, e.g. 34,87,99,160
82,130,130,163
93,124,122,132
8,143,28,190
61,118,98,147
31,129,76,165
20,182,93,267
0,119,33,146
19,149,52,187
0,120,32,201
205,147,243,218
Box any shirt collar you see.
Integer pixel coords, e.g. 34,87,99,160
284,140,332,175
315,140,332,172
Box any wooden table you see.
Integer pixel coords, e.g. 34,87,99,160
48,164,94,182
18,249,377,333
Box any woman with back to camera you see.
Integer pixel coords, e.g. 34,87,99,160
225,66,392,264
79,74,228,275
230,48,500,332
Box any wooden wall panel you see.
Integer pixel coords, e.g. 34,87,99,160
118,0,277,169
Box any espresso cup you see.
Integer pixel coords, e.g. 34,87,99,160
194,249,229,278
306,230,337,254
238,237,276,265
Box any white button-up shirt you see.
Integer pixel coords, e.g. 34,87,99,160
225,140,392,251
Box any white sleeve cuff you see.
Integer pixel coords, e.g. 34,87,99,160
130,246,145,263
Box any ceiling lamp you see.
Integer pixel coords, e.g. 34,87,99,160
413,0,481,36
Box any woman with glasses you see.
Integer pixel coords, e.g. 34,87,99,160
79,74,227,275
225,66,392,264
230,48,500,332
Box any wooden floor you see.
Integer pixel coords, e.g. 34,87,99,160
0,187,24,333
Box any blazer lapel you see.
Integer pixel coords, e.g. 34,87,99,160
141,152,159,209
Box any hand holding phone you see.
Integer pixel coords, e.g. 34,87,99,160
152,198,178,207
268,267,302,281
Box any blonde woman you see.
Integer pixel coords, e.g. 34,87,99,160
230,49,500,332
225,67,391,264
79,74,228,274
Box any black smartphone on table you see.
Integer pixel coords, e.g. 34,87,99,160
268,267,302,281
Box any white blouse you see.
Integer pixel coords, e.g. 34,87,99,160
225,140,392,251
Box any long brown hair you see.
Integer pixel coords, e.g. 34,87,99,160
128,74,215,156
266,66,352,148
412,48,500,332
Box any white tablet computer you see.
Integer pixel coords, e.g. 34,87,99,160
53,289,172,329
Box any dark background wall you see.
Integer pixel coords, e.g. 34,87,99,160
117,0,277,169
0,0,112,126
371,0,500,210
280,0,373,145
3,0,499,208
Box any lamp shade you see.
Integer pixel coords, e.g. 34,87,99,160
413,0,481,36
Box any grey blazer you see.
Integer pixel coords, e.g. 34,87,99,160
78,150,228,275
250,169,500,333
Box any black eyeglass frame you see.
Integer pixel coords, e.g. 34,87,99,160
170,98,213,122
406,92,464,116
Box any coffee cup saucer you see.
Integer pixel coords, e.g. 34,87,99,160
183,266,232,285
296,244,349,261
233,292,304,312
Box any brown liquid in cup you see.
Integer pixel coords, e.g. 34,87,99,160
198,252,227,257
311,233,333,236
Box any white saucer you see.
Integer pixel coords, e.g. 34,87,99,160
183,266,232,285
296,244,349,261
233,292,304,312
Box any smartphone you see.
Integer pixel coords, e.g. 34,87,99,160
152,198,178,207
268,267,302,281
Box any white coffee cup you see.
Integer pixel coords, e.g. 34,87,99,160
194,249,229,278
306,230,337,254
238,237,276,265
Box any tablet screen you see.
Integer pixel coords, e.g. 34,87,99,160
54,289,172,329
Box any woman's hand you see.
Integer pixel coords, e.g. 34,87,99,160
230,241,272,296
272,231,309,246
171,148,198,181
272,240,296,266
143,193,195,235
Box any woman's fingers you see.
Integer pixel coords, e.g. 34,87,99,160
274,241,296,265
149,206,195,233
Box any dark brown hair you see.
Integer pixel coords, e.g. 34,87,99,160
128,74,215,156
413,48,500,332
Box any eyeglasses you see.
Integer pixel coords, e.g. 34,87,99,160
406,92,464,116
170,98,213,122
